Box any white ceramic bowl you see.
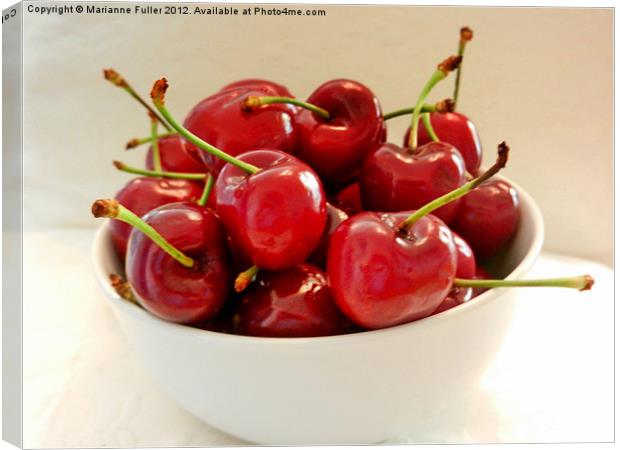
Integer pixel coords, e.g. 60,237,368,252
92,175,543,445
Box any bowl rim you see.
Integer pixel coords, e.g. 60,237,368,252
92,173,544,346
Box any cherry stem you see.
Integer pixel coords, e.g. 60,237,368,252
454,275,594,292
197,174,214,207
421,113,439,142
398,141,509,233
126,132,178,150
382,99,455,121
112,160,207,180
408,56,462,151
235,265,259,292
453,27,473,111
91,199,195,268
109,273,138,304
243,96,330,120
151,78,260,175
150,114,162,172
103,69,172,131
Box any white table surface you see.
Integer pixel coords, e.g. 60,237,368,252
22,229,614,447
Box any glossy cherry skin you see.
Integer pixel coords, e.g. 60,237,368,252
234,263,352,337
184,85,297,174
220,79,294,98
307,203,348,268
453,231,476,279
295,79,385,184
359,141,467,224
146,135,206,174
404,112,482,175
331,182,363,216
215,150,326,271
110,177,203,261
451,178,520,260
327,211,457,329
126,202,232,324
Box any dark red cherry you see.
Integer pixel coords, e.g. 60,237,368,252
307,203,348,268
327,211,457,329
126,202,232,324
453,231,476,279
295,79,385,184
110,178,203,261
331,182,363,216
184,86,297,174
359,141,467,224
145,135,206,174
451,178,520,260
234,263,352,337
215,150,326,271
220,79,294,98
405,112,482,175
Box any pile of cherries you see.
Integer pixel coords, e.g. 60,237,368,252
93,28,593,338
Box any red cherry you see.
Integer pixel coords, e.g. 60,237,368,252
110,178,203,260
220,79,294,97
452,231,476,279
215,150,327,271
359,141,467,223
331,182,363,216
234,263,352,337
405,112,482,175
183,86,297,174
307,203,348,268
451,178,520,260
126,202,232,324
295,79,385,184
145,135,206,174
327,211,457,329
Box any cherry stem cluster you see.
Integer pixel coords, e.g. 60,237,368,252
243,96,330,120
92,199,195,268
151,78,261,175
398,141,509,233
103,68,172,132
408,56,461,151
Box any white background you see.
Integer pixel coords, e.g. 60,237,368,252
0,0,616,449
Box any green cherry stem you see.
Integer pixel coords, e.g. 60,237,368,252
197,174,214,207
151,78,260,175
408,56,462,151
126,132,178,150
92,199,194,268
235,265,259,292
454,275,594,292
398,141,509,234
103,68,172,131
421,113,440,142
112,160,207,180
150,114,162,172
244,96,330,120
382,98,455,120
453,27,473,111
